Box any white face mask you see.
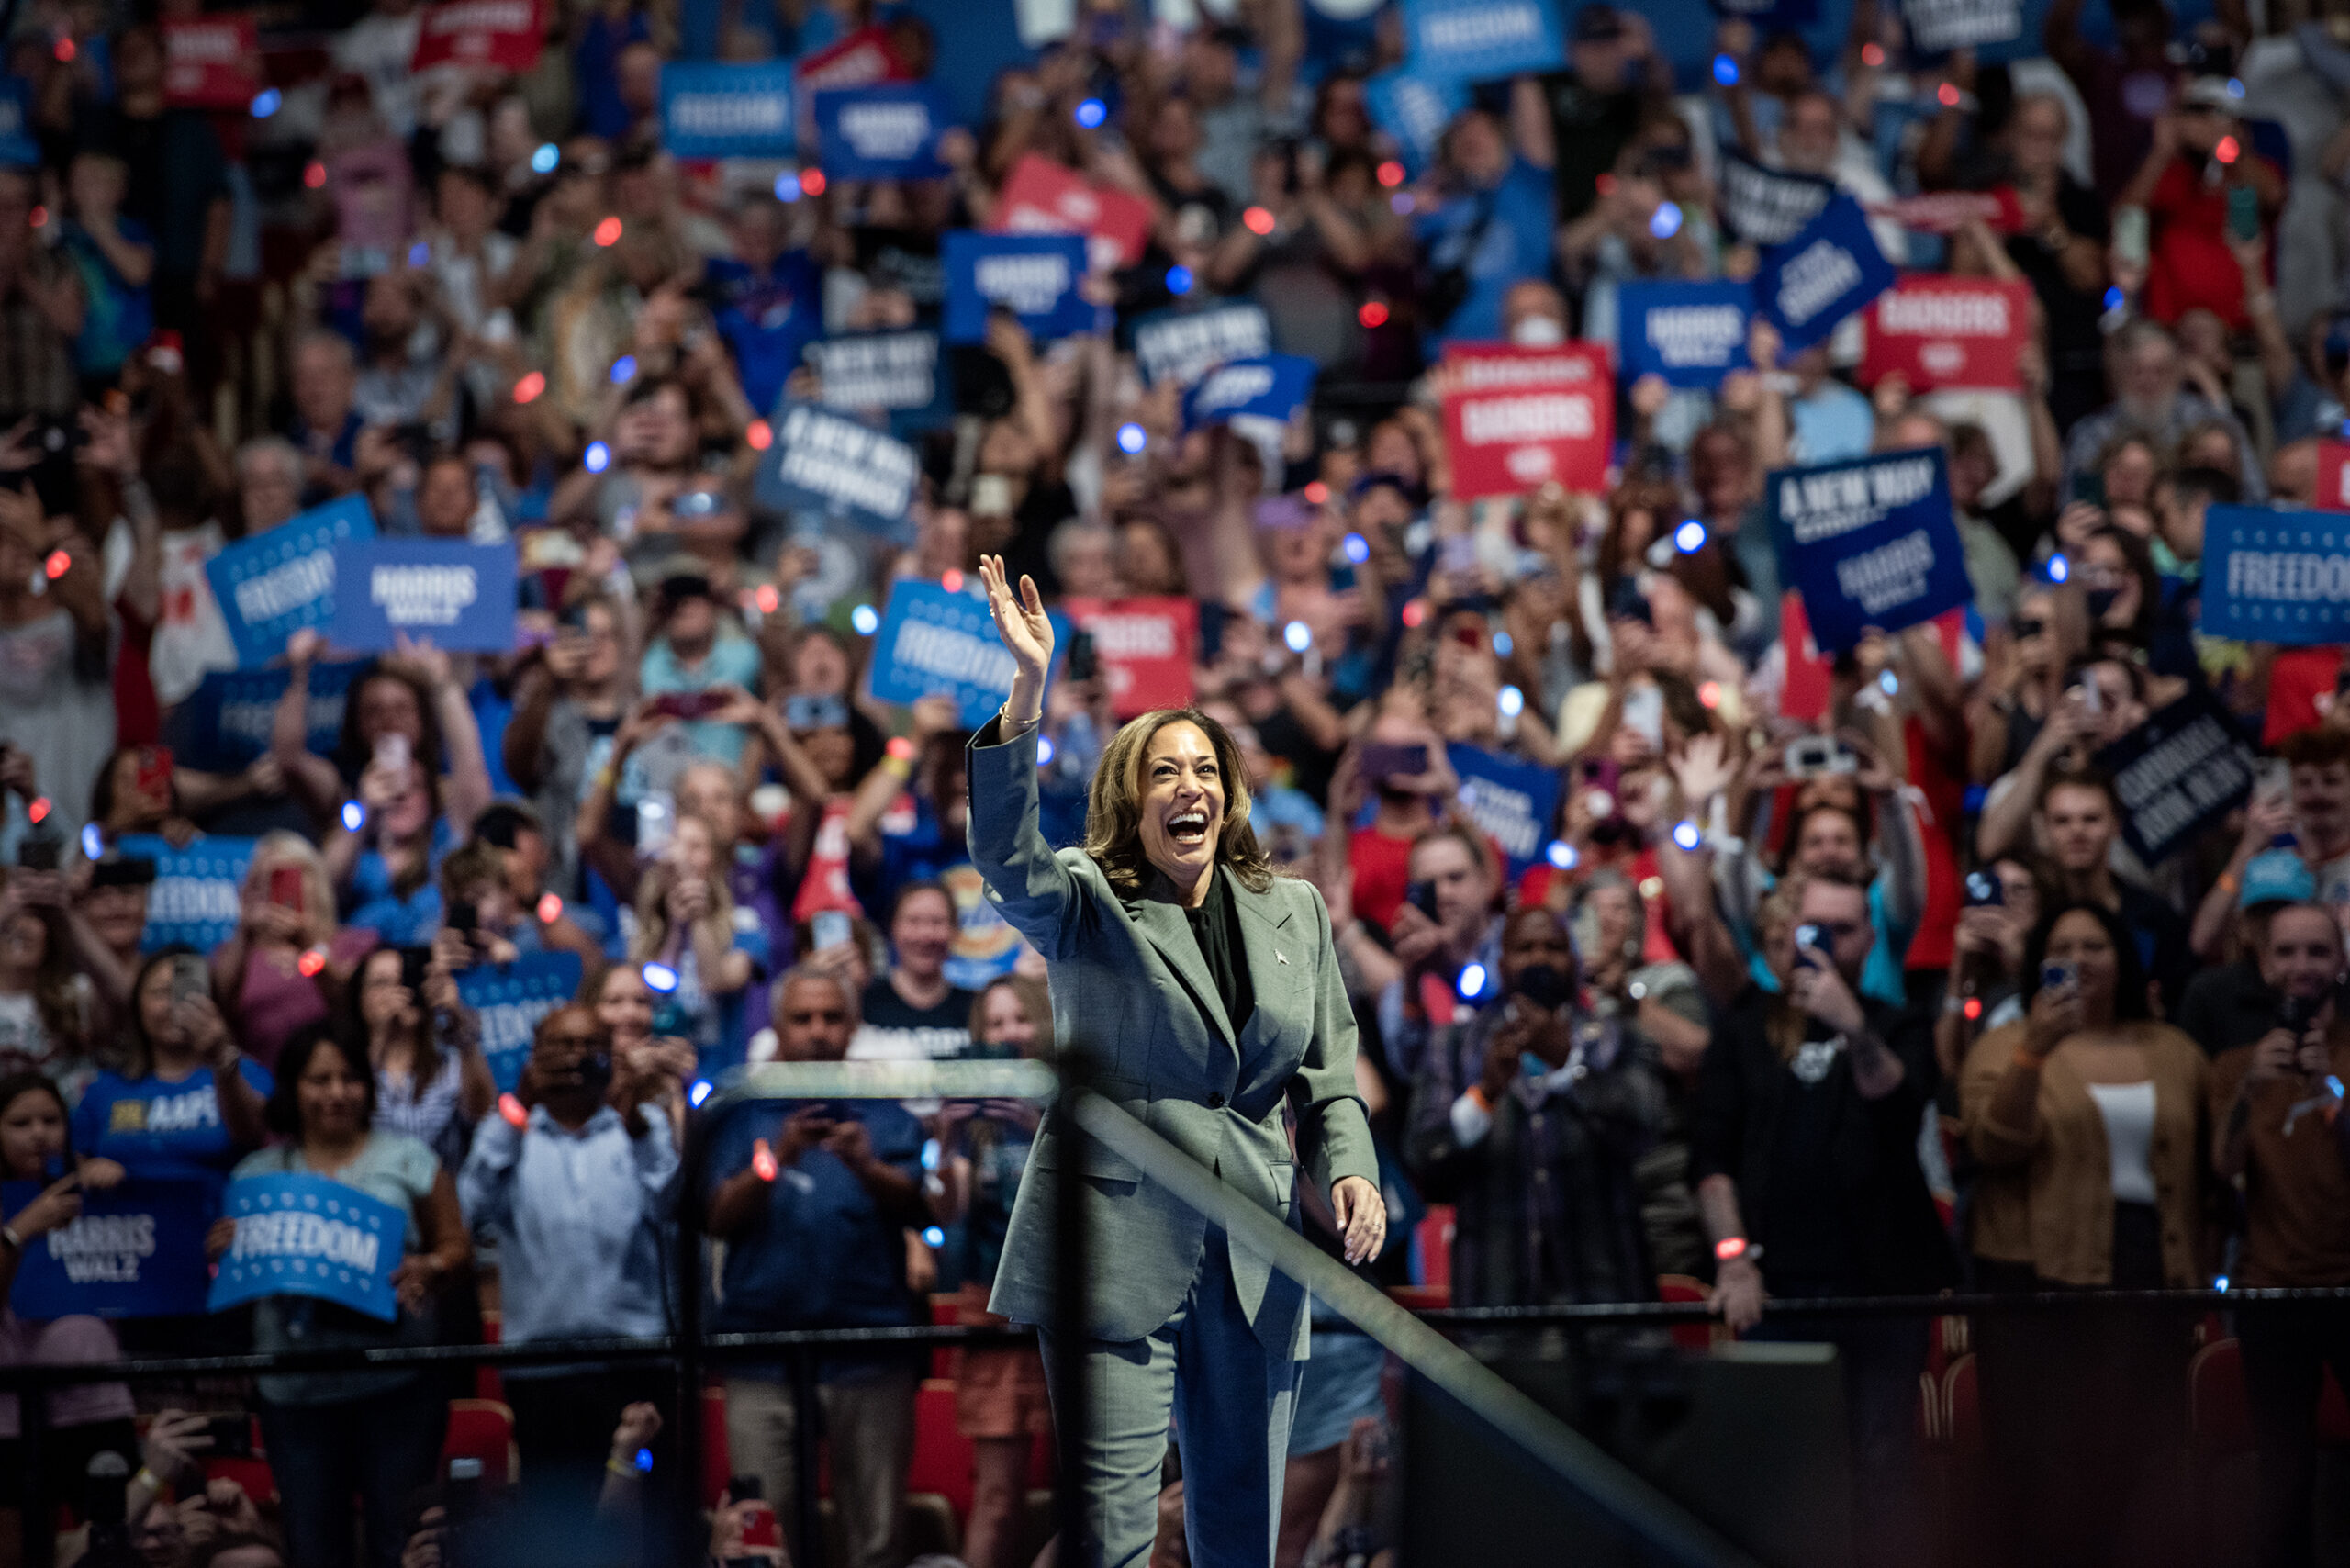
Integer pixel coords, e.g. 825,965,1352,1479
1511,315,1566,346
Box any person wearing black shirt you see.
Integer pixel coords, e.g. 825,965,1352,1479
1694,867,1954,1568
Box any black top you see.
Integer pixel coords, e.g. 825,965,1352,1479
1178,868,1256,1042
1690,985,1956,1295
2176,957,2277,1059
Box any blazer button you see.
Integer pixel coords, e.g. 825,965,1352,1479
1207,1092,1226,1109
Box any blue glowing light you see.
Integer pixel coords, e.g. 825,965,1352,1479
1712,54,1739,86
1283,620,1313,653
921,1139,941,1171
1649,203,1682,240
1037,735,1056,766
2103,286,2124,311
251,88,281,118
610,355,638,385
1074,98,1106,129
1493,630,1513,656
774,172,802,202
341,801,366,832
850,603,879,635
634,1449,654,1473
80,823,101,860
923,1226,947,1247
584,442,610,474
1498,685,1524,717
1458,962,1488,999
2047,554,2068,584
1674,520,1707,553
532,142,559,174
1116,422,1147,454
1342,532,1370,565
642,962,679,993
408,241,431,268
1672,819,1703,851
1546,840,1579,870
688,1080,712,1106
1165,265,1193,296
1878,669,1899,695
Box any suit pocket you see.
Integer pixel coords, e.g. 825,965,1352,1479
1030,1127,1145,1184
1268,1157,1296,1215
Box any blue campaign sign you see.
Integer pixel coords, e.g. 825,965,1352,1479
205,496,375,670
3,1179,212,1319
1183,355,1318,431
330,540,518,655
1768,446,1968,654
1448,745,1561,877
1362,67,1465,172
1399,0,1562,81
208,1174,403,1323
753,403,922,540
168,659,365,774
117,834,258,953
456,952,585,1093
0,79,37,167
1617,280,1754,389
867,579,1067,728
942,231,1094,344
659,62,794,159
807,330,953,435
813,84,950,180
1132,303,1270,390
1754,195,1897,354
2199,506,2350,646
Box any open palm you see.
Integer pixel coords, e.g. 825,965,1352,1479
979,554,1054,681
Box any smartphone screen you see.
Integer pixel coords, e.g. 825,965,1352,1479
2227,184,2260,242
269,866,305,913
811,911,852,951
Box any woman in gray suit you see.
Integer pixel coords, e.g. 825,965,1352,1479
968,554,1386,1568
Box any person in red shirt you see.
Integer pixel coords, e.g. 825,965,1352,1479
1337,713,1459,933
2123,75,2284,331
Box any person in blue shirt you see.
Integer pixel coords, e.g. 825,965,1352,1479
705,969,925,1568
58,151,153,383
707,194,822,416
73,950,269,1204
1414,102,1558,351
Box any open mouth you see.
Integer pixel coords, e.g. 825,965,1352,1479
1168,809,1212,848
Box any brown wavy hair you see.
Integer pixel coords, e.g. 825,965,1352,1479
1081,709,1276,896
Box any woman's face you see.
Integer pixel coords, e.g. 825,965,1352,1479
637,388,695,466
2,910,48,972
1117,522,1179,595
1499,908,1573,989
791,634,850,697
295,1042,370,1141
598,966,654,1046
135,959,182,1045
2102,442,2156,506
1616,508,1657,558
803,726,856,789
1587,883,1638,958
2081,537,2142,627
0,1088,64,1179
2046,909,2120,1013
670,816,717,885
358,950,417,1034
356,677,423,746
979,985,1041,1056
1364,423,1420,484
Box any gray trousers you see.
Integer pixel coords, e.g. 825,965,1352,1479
724,1364,917,1568
1042,1229,1301,1568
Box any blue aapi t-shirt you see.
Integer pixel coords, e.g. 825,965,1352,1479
73,1058,274,1201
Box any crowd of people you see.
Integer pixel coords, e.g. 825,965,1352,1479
0,0,2345,1562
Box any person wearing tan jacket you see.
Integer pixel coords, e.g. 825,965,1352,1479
1961,898,2208,1568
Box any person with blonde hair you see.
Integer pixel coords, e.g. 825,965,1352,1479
215,832,374,1070
626,811,752,1068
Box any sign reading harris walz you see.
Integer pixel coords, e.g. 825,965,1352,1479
2200,505,2350,645
1768,446,1968,653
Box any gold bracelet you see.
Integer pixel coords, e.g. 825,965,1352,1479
607,1456,642,1479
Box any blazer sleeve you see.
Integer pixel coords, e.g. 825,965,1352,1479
965,721,1087,961
1289,879,1379,1199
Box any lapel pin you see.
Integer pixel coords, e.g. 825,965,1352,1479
1276,949,1288,964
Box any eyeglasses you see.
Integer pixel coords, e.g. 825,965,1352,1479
2011,617,2047,639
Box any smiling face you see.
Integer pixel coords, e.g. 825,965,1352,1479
979,982,1042,1057
597,964,654,1047
295,1038,370,1143
0,1084,65,1181
1138,721,1227,896
2263,905,2343,1002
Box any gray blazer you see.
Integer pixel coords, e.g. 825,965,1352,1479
968,723,1378,1352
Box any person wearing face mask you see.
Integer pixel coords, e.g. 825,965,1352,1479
1693,866,1954,1568
1404,904,1682,1311
1975,655,2150,868
2208,902,2350,1568
967,554,1382,1568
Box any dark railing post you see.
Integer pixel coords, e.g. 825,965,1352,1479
21,1365,49,1568
1049,1052,1091,1568
790,1344,822,1568
674,1096,709,1568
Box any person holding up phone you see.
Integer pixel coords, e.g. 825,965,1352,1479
1958,900,2207,1568
1329,711,1458,935
72,950,268,1205
638,570,760,767
214,834,372,1072
704,969,926,1568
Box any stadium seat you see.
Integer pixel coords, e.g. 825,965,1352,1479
1656,1274,1718,1353
932,1293,962,1380
476,1309,502,1402
703,1384,733,1507
2190,1339,2253,1456
908,1377,976,1521
1414,1206,1454,1296
442,1398,519,1484
1942,1352,1977,1452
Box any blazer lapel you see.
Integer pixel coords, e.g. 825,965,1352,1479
1124,882,1237,1050
1232,875,1294,1060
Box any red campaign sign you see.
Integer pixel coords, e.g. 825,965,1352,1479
1063,597,1197,717
1859,275,2031,392
1439,342,1614,499
1866,186,2026,236
2314,442,2350,513
1778,591,1968,723
988,154,1154,273
793,26,910,143
411,0,543,73
162,17,258,109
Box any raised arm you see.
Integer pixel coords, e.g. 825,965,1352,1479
967,555,1083,958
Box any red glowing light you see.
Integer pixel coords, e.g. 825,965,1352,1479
1937,82,1960,106
53,36,74,62
1304,481,1329,505
1402,600,1426,628
537,892,563,924
886,736,915,761
1358,300,1390,329
593,216,623,246
1595,173,1617,196
745,420,773,451
28,206,44,229
2217,136,2240,165
1964,996,1983,1021
1862,42,1885,66
26,798,49,824
303,162,326,189
800,169,827,196
1376,161,1404,188
1243,206,1275,236
755,584,779,614
752,1138,779,1182
43,549,68,579
512,371,545,404
498,1093,528,1128
297,947,326,978
1698,680,1722,710
942,567,965,593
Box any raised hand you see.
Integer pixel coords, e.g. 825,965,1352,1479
978,554,1053,721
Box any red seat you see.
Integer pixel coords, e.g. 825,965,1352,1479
1657,1274,1716,1354
476,1309,503,1402
1414,1206,1455,1294
201,1456,279,1506
931,1294,962,1381
906,1378,975,1522
1941,1352,1977,1453
442,1399,519,1484
702,1385,733,1507
2190,1339,2254,1455
1387,1284,1449,1311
